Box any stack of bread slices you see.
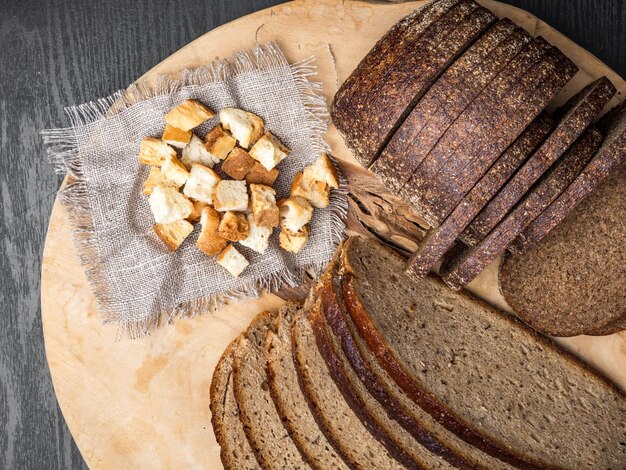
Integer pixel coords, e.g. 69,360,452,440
210,236,626,469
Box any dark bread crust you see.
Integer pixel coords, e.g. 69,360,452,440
405,112,554,279
587,315,626,336
371,20,530,193
440,126,603,289
462,77,617,246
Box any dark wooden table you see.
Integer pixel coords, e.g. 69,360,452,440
0,0,623,468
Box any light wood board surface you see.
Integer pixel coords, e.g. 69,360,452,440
40,1,626,468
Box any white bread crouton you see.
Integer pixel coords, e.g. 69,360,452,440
153,219,194,251
245,161,279,186
162,124,192,148
183,163,221,205
221,147,256,180
196,206,228,256
143,166,176,195
278,196,313,232
303,153,339,189
290,172,330,208
138,137,176,166
217,211,250,242
249,131,290,171
160,156,190,188
219,107,264,149
149,185,193,224
186,200,207,223
204,124,237,161
239,213,272,254
213,180,248,212
279,225,310,253
250,184,279,228
217,245,249,277
165,99,215,131
182,134,219,169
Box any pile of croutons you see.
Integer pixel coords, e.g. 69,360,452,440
138,99,339,277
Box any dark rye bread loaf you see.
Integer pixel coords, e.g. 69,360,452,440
331,0,496,167
440,126,603,289
265,304,348,470
291,311,407,470
405,113,553,279
339,236,626,469
461,77,617,246
318,275,513,470
232,310,310,469
401,40,577,226
371,20,531,193
210,336,261,470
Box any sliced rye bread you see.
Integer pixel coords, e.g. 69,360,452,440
339,236,626,469
317,274,513,470
232,309,311,469
500,108,626,337
405,112,554,279
331,0,496,167
291,311,407,469
371,20,531,193
265,304,349,470
440,126,602,289
309,292,451,469
461,77,617,246
210,336,261,470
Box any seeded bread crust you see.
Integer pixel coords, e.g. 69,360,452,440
405,113,554,279
332,0,496,167
209,336,261,470
371,20,530,193
462,77,617,246
440,126,603,289
339,236,626,469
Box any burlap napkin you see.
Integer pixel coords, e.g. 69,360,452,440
43,42,346,338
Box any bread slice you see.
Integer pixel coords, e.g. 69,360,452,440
439,126,603,289
331,0,496,167
318,275,512,469
405,112,553,279
461,77,617,245
291,311,407,469
209,336,261,470
371,20,530,193
339,236,626,469
232,311,310,469
401,41,578,226
265,303,349,470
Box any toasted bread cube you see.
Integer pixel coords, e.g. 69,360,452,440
161,156,190,188
186,200,207,223
278,196,313,233
303,153,339,189
196,206,228,256
239,213,272,254
149,185,193,224
204,124,237,161
249,131,290,171
222,147,256,180
165,99,215,131
245,162,279,186
217,245,249,277
153,219,194,251
162,124,192,148
182,134,219,169
290,172,330,209
219,107,264,149
250,184,279,228
279,225,310,253
183,163,221,205
138,137,176,166
213,180,248,212
217,211,250,242
143,166,176,195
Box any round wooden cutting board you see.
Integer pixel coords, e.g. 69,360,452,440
41,1,626,468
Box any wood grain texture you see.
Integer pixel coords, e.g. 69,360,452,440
2,1,624,469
